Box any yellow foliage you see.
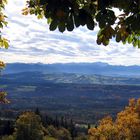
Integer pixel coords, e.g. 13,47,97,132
0,91,10,104
0,37,9,48
0,60,5,68
0,0,9,104
0,0,7,5
22,7,29,15
89,99,140,140
22,6,44,20
0,14,4,21
0,0,9,48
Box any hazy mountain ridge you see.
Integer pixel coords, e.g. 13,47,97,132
3,62,140,77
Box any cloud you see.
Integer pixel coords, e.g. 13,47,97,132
0,0,140,66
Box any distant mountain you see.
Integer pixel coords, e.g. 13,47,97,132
1,72,140,85
2,62,140,77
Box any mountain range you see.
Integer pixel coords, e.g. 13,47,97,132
3,62,140,77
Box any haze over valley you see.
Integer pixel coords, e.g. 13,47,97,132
1,62,140,124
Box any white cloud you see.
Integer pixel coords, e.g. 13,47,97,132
0,0,140,65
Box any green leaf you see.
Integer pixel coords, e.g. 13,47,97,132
66,14,74,31
96,11,102,22
73,14,80,28
58,22,65,33
3,40,9,49
103,39,109,46
96,38,102,45
47,18,52,24
78,9,87,26
86,16,94,30
127,36,132,44
49,20,58,31
0,22,3,28
133,40,138,47
138,40,140,48
116,32,121,42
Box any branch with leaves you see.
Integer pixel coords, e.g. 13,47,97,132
0,0,9,68
0,0,9,48
23,0,140,48
0,0,9,103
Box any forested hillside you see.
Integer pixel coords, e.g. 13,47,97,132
4,63,140,77
1,72,140,85
1,71,140,124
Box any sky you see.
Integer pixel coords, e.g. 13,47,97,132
0,0,140,65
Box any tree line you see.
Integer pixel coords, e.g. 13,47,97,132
1,99,140,140
0,108,89,140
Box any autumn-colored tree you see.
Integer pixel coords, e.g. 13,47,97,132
46,125,72,140
0,0,9,103
0,63,9,103
89,98,140,140
14,111,44,140
46,125,58,137
0,62,9,103
57,127,72,140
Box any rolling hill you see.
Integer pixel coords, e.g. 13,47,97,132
1,72,140,85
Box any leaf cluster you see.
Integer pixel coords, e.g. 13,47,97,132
25,0,140,47
0,0,9,49
0,0,9,79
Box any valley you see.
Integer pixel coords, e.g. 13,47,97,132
1,71,140,124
